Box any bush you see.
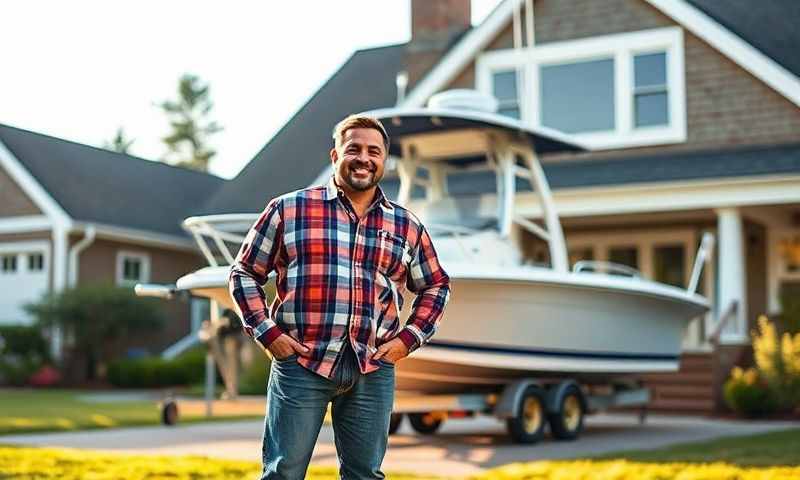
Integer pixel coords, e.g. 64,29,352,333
107,346,208,388
0,326,50,359
0,326,49,386
238,351,271,395
723,368,779,417
724,316,800,417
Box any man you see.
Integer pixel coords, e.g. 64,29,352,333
229,114,451,479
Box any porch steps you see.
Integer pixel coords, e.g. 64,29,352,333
637,352,715,414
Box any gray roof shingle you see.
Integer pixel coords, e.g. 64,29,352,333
0,123,226,237
686,0,800,78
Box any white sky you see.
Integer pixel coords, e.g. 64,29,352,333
0,1,501,179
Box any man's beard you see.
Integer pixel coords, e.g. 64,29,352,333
343,163,380,191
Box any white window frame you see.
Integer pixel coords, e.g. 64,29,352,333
477,27,686,150
116,250,151,286
0,241,50,275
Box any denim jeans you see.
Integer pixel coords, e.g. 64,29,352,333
260,351,395,480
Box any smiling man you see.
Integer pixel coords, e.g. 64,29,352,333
229,114,451,479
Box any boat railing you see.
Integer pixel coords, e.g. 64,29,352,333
572,260,642,278
182,214,260,267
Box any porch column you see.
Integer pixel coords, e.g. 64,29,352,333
715,207,748,344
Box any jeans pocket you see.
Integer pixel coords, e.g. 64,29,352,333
273,353,298,363
377,358,396,368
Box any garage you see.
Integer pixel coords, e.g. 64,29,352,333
0,241,49,325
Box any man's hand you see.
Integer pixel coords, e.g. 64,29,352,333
372,338,409,364
268,334,310,360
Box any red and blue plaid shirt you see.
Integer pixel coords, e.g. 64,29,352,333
229,178,451,378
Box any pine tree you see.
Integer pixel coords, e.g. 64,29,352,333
159,73,223,172
104,127,135,154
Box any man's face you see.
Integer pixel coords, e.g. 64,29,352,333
331,127,386,193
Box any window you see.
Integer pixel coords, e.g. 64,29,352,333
654,244,685,287
28,253,44,272
540,58,615,133
492,70,521,119
478,27,686,149
568,247,594,268
116,251,150,286
634,52,669,127
1,254,17,273
609,246,638,270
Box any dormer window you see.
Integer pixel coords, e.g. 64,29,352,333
478,27,686,149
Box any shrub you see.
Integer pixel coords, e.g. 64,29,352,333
723,367,779,417
238,351,271,396
0,326,49,386
724,316,800,417
26,284,165,380
107,346,208,388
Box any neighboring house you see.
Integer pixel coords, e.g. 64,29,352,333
3,0,799,410
0,124,225,363
199,0,800,412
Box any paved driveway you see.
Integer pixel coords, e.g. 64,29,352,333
2,413,798,476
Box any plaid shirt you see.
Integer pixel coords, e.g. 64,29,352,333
229,178,451,378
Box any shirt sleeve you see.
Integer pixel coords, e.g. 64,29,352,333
228,198,285,349
397,225,451,352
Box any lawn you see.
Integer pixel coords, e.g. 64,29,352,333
1,429,799,479
0,389,263,436
595,427,800,467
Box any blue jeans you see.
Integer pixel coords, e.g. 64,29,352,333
261,353,395,480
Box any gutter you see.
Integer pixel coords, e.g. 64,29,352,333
68,224,96,287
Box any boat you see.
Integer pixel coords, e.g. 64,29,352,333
137,89,712,396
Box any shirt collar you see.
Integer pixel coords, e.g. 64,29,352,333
324,176,394,212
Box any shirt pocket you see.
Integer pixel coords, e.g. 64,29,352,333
376,229,411,276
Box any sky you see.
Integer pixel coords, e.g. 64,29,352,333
0,1,502,179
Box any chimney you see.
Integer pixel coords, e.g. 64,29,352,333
405,0,471,89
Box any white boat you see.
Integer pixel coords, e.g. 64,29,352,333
138,90,712,396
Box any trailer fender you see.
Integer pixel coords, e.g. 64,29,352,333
494,379,542,418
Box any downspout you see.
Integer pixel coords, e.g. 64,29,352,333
68,225,96,287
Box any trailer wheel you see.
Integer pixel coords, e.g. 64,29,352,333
388,413,403,435
408,412,443,434
506,385,546,444
548,384,585,440
161,400,179,426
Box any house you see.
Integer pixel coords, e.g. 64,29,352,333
0,124,225,369
2,0,799,410
197,0,800,412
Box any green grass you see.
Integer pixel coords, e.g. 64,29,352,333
596,427,800,467
0,389,262,436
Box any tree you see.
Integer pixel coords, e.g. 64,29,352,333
26,285,165,380
104,127,135,154
158,73,223,172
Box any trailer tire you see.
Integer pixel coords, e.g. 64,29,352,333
506,385,546,444
388,413,403,435
161,400,179,426
547,383,585,440
408,412,443,434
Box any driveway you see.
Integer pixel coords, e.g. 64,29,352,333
2,413,798,476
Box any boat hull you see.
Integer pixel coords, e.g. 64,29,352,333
176,265,707,393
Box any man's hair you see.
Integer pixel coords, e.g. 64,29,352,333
332,114,390,152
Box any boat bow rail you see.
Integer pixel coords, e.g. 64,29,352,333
182,214,260,267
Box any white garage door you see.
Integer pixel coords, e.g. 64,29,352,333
0,241,50,326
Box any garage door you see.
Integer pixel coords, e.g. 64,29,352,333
0,241,49,325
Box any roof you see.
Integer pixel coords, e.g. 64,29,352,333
685,0,800,78
199,43,408,215
380,142,800,197
0,123,226,237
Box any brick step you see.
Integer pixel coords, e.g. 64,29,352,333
677,356,714,370
650,384,714,399
648,397,715,412
638,372,713,386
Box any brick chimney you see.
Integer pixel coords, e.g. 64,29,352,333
405,0,471,89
